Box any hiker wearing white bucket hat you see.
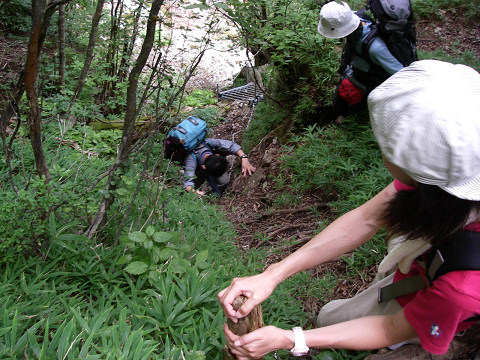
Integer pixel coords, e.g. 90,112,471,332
218,60,480,359
369,60,480,201
317,1,408,125
317,1,360,39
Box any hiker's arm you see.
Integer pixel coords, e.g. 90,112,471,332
183,155,201,193
207,138,255,176
218,182,397,322
224,309,416,359
368,39,403,75
207,138,241,154
235,149,256,176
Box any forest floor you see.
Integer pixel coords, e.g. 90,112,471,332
0,9,479,360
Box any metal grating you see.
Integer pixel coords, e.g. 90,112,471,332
217,82,264,106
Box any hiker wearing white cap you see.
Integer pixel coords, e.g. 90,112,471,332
218,60,480,359
318,1,405,125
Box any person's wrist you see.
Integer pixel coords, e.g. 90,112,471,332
282,328,295,350
263,263,287,287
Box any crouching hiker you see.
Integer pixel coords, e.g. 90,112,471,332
183,138,256,196
318,0,417,125
218,60,480,359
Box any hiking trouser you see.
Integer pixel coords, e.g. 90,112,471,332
194,170,230,195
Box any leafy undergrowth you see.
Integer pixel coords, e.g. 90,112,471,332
0,187,243,359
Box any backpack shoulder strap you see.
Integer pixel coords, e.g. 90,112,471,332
378,231,480,305
192,140,214,164
339,26,363,74
427,231,480,282
203,139,214,151
360,25,378,59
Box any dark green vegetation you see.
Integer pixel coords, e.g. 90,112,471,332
0,0,479,359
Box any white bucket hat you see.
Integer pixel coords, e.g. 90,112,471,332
318,1,360,39
368,60,480,201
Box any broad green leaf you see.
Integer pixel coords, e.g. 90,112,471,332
125,261,148,275
195,250,208,264
213,2,229,10
152,247,162,264
169,258,191,274
116,188,128,196
146,226,155,237
143,240,153,250
152,231,172,243
117,254,133,265
128,231,146,243
158,248,176,261
185,3,209,10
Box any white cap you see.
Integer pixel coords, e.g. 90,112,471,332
317,1,360,39
369,60,480,200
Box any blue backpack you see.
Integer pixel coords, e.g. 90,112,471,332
165,116,207,163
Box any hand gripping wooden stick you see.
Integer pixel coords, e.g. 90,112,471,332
223,295,264,360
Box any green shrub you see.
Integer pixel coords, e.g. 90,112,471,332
276,119,391,272
0,181,242,358
190,106,225,127
183,89,217,107
413,0,480,20
242,101,288,151
0,0,31,33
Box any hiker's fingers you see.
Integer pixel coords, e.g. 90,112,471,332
218,274,273,322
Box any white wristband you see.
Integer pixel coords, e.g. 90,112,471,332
290,327,309,356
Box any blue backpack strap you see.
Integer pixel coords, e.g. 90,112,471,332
191,140,214,165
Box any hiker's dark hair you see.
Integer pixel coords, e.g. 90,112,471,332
384,183,480,247
204,155,228,177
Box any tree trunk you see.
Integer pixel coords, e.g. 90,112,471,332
25,0,50,180
0,0,71,139
57,3,65,88
67,0,105,119
116,0,144,84
100,0,124,106
86,0,163,238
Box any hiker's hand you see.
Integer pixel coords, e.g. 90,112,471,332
241,159,256,176
218,273,275,323
185,186,205,196
224,324,292,359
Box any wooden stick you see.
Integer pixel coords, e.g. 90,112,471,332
223,295,264,360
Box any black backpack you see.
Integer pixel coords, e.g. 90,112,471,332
339,0,418,92
378,231,480,322
362,0,418,67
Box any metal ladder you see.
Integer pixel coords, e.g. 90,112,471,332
217,82,264,107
